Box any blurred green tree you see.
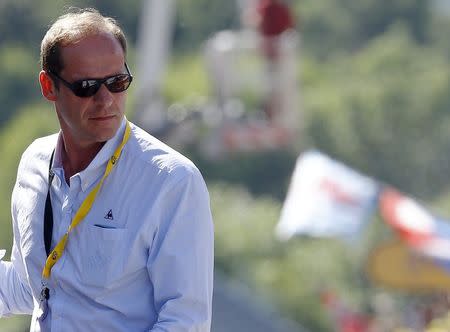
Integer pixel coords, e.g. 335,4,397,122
174,0,239,52
296,0,430,58
302,23,450,198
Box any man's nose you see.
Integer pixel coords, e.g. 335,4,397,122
93,83,114,107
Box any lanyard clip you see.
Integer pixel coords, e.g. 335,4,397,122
40,281,50,301
40,286,50,301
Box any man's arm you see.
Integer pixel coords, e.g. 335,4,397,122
0,258,34,316
147,167,214,332
0,210,35,316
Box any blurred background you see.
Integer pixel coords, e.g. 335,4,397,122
3,0,450,331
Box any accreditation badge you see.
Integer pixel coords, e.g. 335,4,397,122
38,283,50,321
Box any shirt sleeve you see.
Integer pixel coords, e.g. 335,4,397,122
147,167,214,332
0,200,34,316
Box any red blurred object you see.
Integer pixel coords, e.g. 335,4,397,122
256,0,294,37
320,290,371,332
256,0,295,60
340,315,371,332
379,188,434,246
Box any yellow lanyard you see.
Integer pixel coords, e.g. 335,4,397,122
42,121,131,279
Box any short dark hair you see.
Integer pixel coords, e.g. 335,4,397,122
40,7,127,74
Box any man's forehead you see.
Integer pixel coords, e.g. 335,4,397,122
59,34,125,77
60,32,123,53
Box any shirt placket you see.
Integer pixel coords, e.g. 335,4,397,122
50,174,83,330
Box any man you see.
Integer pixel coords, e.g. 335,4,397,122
0,8,214,331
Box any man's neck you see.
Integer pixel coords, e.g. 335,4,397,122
61,137,105,183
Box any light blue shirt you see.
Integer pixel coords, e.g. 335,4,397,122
0,118,214,331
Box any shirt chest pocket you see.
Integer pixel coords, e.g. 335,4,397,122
68,224,128,288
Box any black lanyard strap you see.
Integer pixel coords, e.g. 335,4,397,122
44,150,55,257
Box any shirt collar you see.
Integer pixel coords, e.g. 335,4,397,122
52,117,127,192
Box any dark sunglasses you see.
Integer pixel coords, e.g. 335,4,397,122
48,63,133,98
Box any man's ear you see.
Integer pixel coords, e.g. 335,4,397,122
39,70,57,101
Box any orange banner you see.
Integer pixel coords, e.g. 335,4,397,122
366,239,450,292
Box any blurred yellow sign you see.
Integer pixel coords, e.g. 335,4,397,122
366,240,450,292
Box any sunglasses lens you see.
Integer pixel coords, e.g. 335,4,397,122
58,72,132,98
73,80,101,97
105,74,132,93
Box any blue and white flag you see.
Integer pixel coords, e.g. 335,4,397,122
276,150,379,240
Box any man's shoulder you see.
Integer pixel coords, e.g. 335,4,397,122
127,122,200,178
22,133,58,161
16,133,58,179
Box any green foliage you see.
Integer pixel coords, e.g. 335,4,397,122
174,0,239,52
301,23,450,198
0,315,30,332
211,183,375,331
296,0,430,58
162,54,211,104
0,45,41,126
192,149,297,200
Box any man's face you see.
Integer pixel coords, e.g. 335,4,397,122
54,32,128,148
